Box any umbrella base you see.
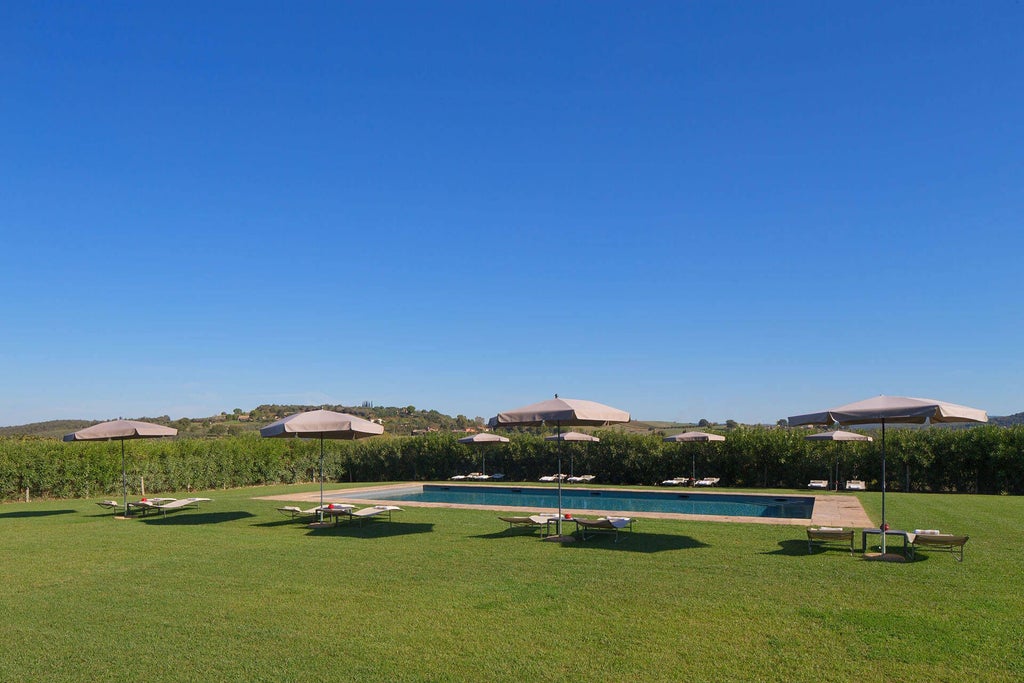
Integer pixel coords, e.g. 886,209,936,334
307,521,334,529
543,534,577,543
863,552,907,563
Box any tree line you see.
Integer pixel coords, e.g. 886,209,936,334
1,425,1022,502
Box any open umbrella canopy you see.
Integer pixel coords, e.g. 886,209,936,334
805,430,872,492
490,397,629,540
804,430,873,442
63,419,177,442
260,409,384,440
457,432,509,476
457,433,510,444
63,420,178,517
789,395,987,427
489,397,630,428
544,431,599,442
663,431,725,482
261,409,384,512
663,431,725,442
789,395,986,556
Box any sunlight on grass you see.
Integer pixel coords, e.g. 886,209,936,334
0,484,1021,681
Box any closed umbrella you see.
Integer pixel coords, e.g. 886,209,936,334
490,396,630,539
805,430,872,491
457,432,509,476
63,419,177,517
789,395,987,556
545,431,599,477
663,431,726,482
260,409,384,513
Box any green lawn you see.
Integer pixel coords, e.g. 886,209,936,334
1,484,1021,682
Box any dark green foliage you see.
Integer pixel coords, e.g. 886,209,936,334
1,425,1022,502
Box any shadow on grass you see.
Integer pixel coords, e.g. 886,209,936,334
764,539,854,557
139,511,255,526
305,521,434,539
473,527,546,540
0,509,77,519
561,532,709,553
475,528,709,553
251,517,315,528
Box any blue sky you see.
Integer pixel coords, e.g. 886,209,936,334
2,2,1021,426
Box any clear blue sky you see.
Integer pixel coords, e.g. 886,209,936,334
2,2,1021,426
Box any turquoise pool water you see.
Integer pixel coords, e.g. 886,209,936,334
335,484,814,519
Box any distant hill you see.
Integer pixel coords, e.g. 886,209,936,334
991,412,1024,427
0,419,97,439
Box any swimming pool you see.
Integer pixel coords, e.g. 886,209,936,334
331,484,815,520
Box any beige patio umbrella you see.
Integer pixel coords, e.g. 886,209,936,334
663,431,726,482
63,419,178,517
805,430,872,492
545,431,599,477
457,432,509,475
789,395,987,555
490,396,630,539
260,409,384,512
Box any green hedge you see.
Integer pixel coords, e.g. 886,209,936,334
2,425,1022,502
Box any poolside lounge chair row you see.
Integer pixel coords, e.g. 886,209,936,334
806,480,866,490
497,514,633,542
806,526,969,561
449,473,505,481
537,473,597,483
276,504,403,526
97,497,211,517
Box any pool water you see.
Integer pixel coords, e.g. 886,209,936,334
335,484,814,519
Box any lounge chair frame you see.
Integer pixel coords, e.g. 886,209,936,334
574,517,633,542
806,528,854,555
909,533,969,562
154,497,210,517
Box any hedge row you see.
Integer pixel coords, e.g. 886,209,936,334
2,425,1023,502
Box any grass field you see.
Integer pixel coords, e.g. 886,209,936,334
1,484,1021,682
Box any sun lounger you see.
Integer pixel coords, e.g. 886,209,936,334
276,505,325,519
347,505,402,525
566,474,596,484
466,473,491,480
127,498,176,515
806,527,854,555
498,515,541,529
909,531,969,562
694,477,720,487
845,480,866,490
574,516,633,542
539,473,567,482
808,480,829,489
660,477,692,486
96,500,120,510
153,497,211,516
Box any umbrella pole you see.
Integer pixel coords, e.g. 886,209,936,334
319,435,325,521
880,420,887,554
121,439,127,517
691,450,696,482
556,423,563,536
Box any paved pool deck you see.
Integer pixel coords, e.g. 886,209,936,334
256,483,873,528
